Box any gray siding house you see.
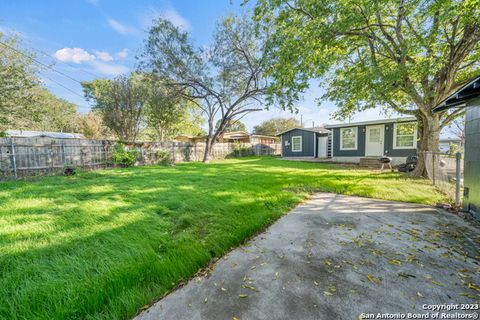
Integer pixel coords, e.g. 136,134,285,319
278,127,330,158
433,76,480,219
324,117,418,165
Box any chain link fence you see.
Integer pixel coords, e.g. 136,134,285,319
424,151,463,206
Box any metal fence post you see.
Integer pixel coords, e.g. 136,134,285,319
455,152,462,208
10,139,17,179
61,140,66,165
432,152,436,186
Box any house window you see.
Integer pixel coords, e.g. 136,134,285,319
340,127,357,150
394,122,417,149
292,136,302,152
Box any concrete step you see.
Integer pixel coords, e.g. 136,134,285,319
359,157,382,168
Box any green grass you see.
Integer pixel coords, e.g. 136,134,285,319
0,157,444,319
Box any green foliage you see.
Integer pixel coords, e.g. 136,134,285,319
0,157,445,319
230,142,254,157
156,149,174,165
254,0,480,119
0,131,6,138
75,111,113,140
0,33,39,131
83,74,148,143
111,143,138,167
140,14,268,161
215,119,247,133
253,117,301,136
1,33,78,133
447,143,460,156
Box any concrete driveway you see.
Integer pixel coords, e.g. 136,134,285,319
135,193,480,320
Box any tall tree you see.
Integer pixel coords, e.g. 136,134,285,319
140,15,268,162
75,111,113,140
253,0,480,176
82,74,148,143
253,117,302,136
0,33,39,131
143,75,204,141
215,119,247,133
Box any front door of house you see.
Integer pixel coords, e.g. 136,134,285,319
317,136,328,157
365,125,384,156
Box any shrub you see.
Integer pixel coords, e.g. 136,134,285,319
112,143,138,167
156,150,174,166
231,143,254,158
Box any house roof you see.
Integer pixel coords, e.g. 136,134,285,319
276,127,330,136
324,117,416,129
5,130,85,139
433,76,480,113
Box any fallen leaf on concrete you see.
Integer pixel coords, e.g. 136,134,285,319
388,259,402,266
323,291,333,296
314,281,319,286
468,282,480,292
221,287,227,292
204,298,208,304
233,317,240,320
239,294,248,298
367,274,382,284
417,292,424,297
242,285,258,292
430,280,443,286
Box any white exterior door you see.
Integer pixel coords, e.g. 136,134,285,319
365,125,384,156
317,136,328,158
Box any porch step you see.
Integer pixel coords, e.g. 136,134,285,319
359,157,382,168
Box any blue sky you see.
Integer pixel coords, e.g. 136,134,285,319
1,0,404,131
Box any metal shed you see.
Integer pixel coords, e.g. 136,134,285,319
433,76,480,219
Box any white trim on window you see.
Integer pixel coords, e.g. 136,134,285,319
393,122,417,149
339,127,358,150
291,136,302,152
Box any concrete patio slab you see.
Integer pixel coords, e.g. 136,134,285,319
135,193,480,320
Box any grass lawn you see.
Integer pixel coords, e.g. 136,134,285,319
0,157,445,319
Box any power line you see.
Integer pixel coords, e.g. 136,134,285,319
40,74,84,99
0,40,84,84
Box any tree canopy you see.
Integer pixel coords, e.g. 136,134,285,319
253,117,301,136
83,74,148,143
215,119,247,133
253,0,480,175
140,14,269,161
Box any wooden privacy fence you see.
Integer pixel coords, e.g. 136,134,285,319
0,137,281,180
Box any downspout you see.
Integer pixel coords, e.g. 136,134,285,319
313,132,316,158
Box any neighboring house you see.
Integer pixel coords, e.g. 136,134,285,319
433,76,480,219
5,130,85,139
324,117,418,165
439,137,464,153
175,131,278,144
277,127,330,158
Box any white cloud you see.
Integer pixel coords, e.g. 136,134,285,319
94,50,113,62
107,18,138,36
91,60,129,76
144,6,191,31
54,47,96,63
116,48,129,60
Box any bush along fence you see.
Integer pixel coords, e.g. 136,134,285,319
424,151,464,207
0,137,281,180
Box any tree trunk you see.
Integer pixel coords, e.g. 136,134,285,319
203,118,215,163
411,112,441,177
203,136,212,163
